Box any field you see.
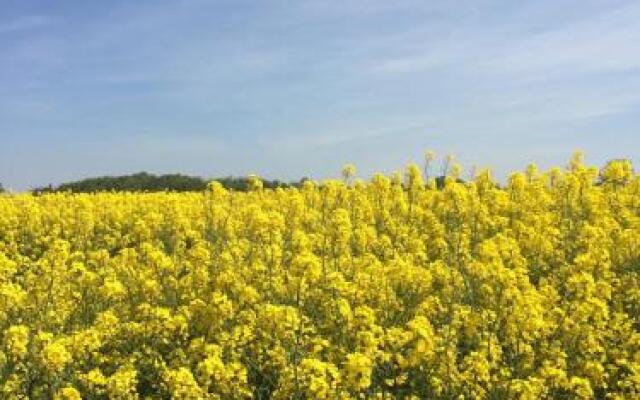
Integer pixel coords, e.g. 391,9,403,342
0,156,639,399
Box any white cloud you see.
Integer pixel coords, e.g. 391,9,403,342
479,2,640,80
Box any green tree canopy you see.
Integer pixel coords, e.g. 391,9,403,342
32,172,302,194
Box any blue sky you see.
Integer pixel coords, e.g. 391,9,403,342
1,0,639,190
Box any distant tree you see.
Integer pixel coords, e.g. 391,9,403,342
433,175,465,189
31,172,301,194
0,182,4,193
296,177,312,187
49,172,208,193
31,184,55,195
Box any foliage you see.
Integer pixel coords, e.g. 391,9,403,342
0,155,639,399
31,172,302,194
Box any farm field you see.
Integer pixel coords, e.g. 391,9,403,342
0,157,639,399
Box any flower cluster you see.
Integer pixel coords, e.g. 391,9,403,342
0,154,639,399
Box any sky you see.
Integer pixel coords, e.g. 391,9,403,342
1,0,640,191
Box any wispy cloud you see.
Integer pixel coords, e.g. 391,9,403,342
479,2,640,80
0,15,53,34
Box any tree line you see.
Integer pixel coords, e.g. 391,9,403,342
30,172,306,194
1,158,632,195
